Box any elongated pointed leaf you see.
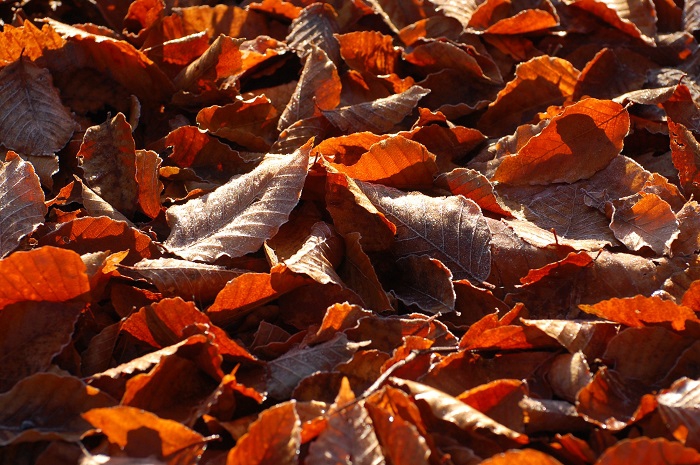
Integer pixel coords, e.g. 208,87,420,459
0,153,46,258
0,58,75,156
357,180,491,282
164,142,312,262
323,85,430,134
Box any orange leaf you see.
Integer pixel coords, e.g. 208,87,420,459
579,295,699,331
609,193,679,254
337,30,399,75
480,449,564,464
0,247,89,309
327,134,438,189
82,405,205,460
493,98,629,185
595,437,700,464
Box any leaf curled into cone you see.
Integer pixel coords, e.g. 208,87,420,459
164,140,312,262
493,98,630,185
579,295,700,331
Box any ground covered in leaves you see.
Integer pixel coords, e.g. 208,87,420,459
3,0,700,463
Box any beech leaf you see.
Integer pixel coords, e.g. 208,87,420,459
0,57,75,156
164,141,312,262
0,152,47,258
357,180,492,282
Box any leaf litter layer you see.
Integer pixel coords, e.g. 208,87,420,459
2,1,700,464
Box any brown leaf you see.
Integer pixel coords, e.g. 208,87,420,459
357,180,492,282
0,152,47,257
227,401,302,465
131,258,244,302
338,232,394,312
522,319,618,360
82,406,205,461
164,141,311,262
78,113,138,216
266,333,366,399
286,3,341,64
436,168,512,217
390,377,528,444
656,378,700,448
325,170,397,252
38,216,160,266
609,193,679,254
564,0,656,44
0,57,75,156
0,373,115,445
469,0,559,34
0,301,83,392
493,98,629,185
594,437,700,464
323,85,430,134
278,45,341,132
478,56,579,136
673,200,700,256
403,39,502,83
391,255,456,314
0,247,89,309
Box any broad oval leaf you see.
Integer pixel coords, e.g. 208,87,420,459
493,98,630,185
579,295,700,331
164,141,312,262
0,57,75,156
0,247,90,309
0,373,115,445
286,3,341,64
0,152,47,258
609,193,679,255
356,180,491,282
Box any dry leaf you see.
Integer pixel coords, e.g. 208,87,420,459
164,141,311,262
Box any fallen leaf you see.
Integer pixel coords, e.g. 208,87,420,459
0,57,75,156
609,192,679,255
357,180,492,282
164,141,311,262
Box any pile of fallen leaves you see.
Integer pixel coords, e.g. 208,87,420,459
2,0,700,463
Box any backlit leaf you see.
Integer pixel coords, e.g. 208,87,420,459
595,437,700,464
493,98,629,185
0,57,75,156
609,192,679,255
227,401,301,465
0,152,46,258
0,247,89,309
164,141,311,262
656,377,700,448
357,180,491,282
579,295,700,331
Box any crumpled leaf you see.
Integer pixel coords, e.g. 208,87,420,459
357,180,491,282
78,113,138,216
391,255,456,314
278,45,341,132
493,98,630,185
390,377,528,444
286,3,341,64
656,377,700,448
323,85,430,134
164,141,311,262
0,57,75,156
609,192,680,255
595,437,700,464
564,0,656,44
226,401,301,465
306,378,386,465
478,56,579,136
0,152,47,258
